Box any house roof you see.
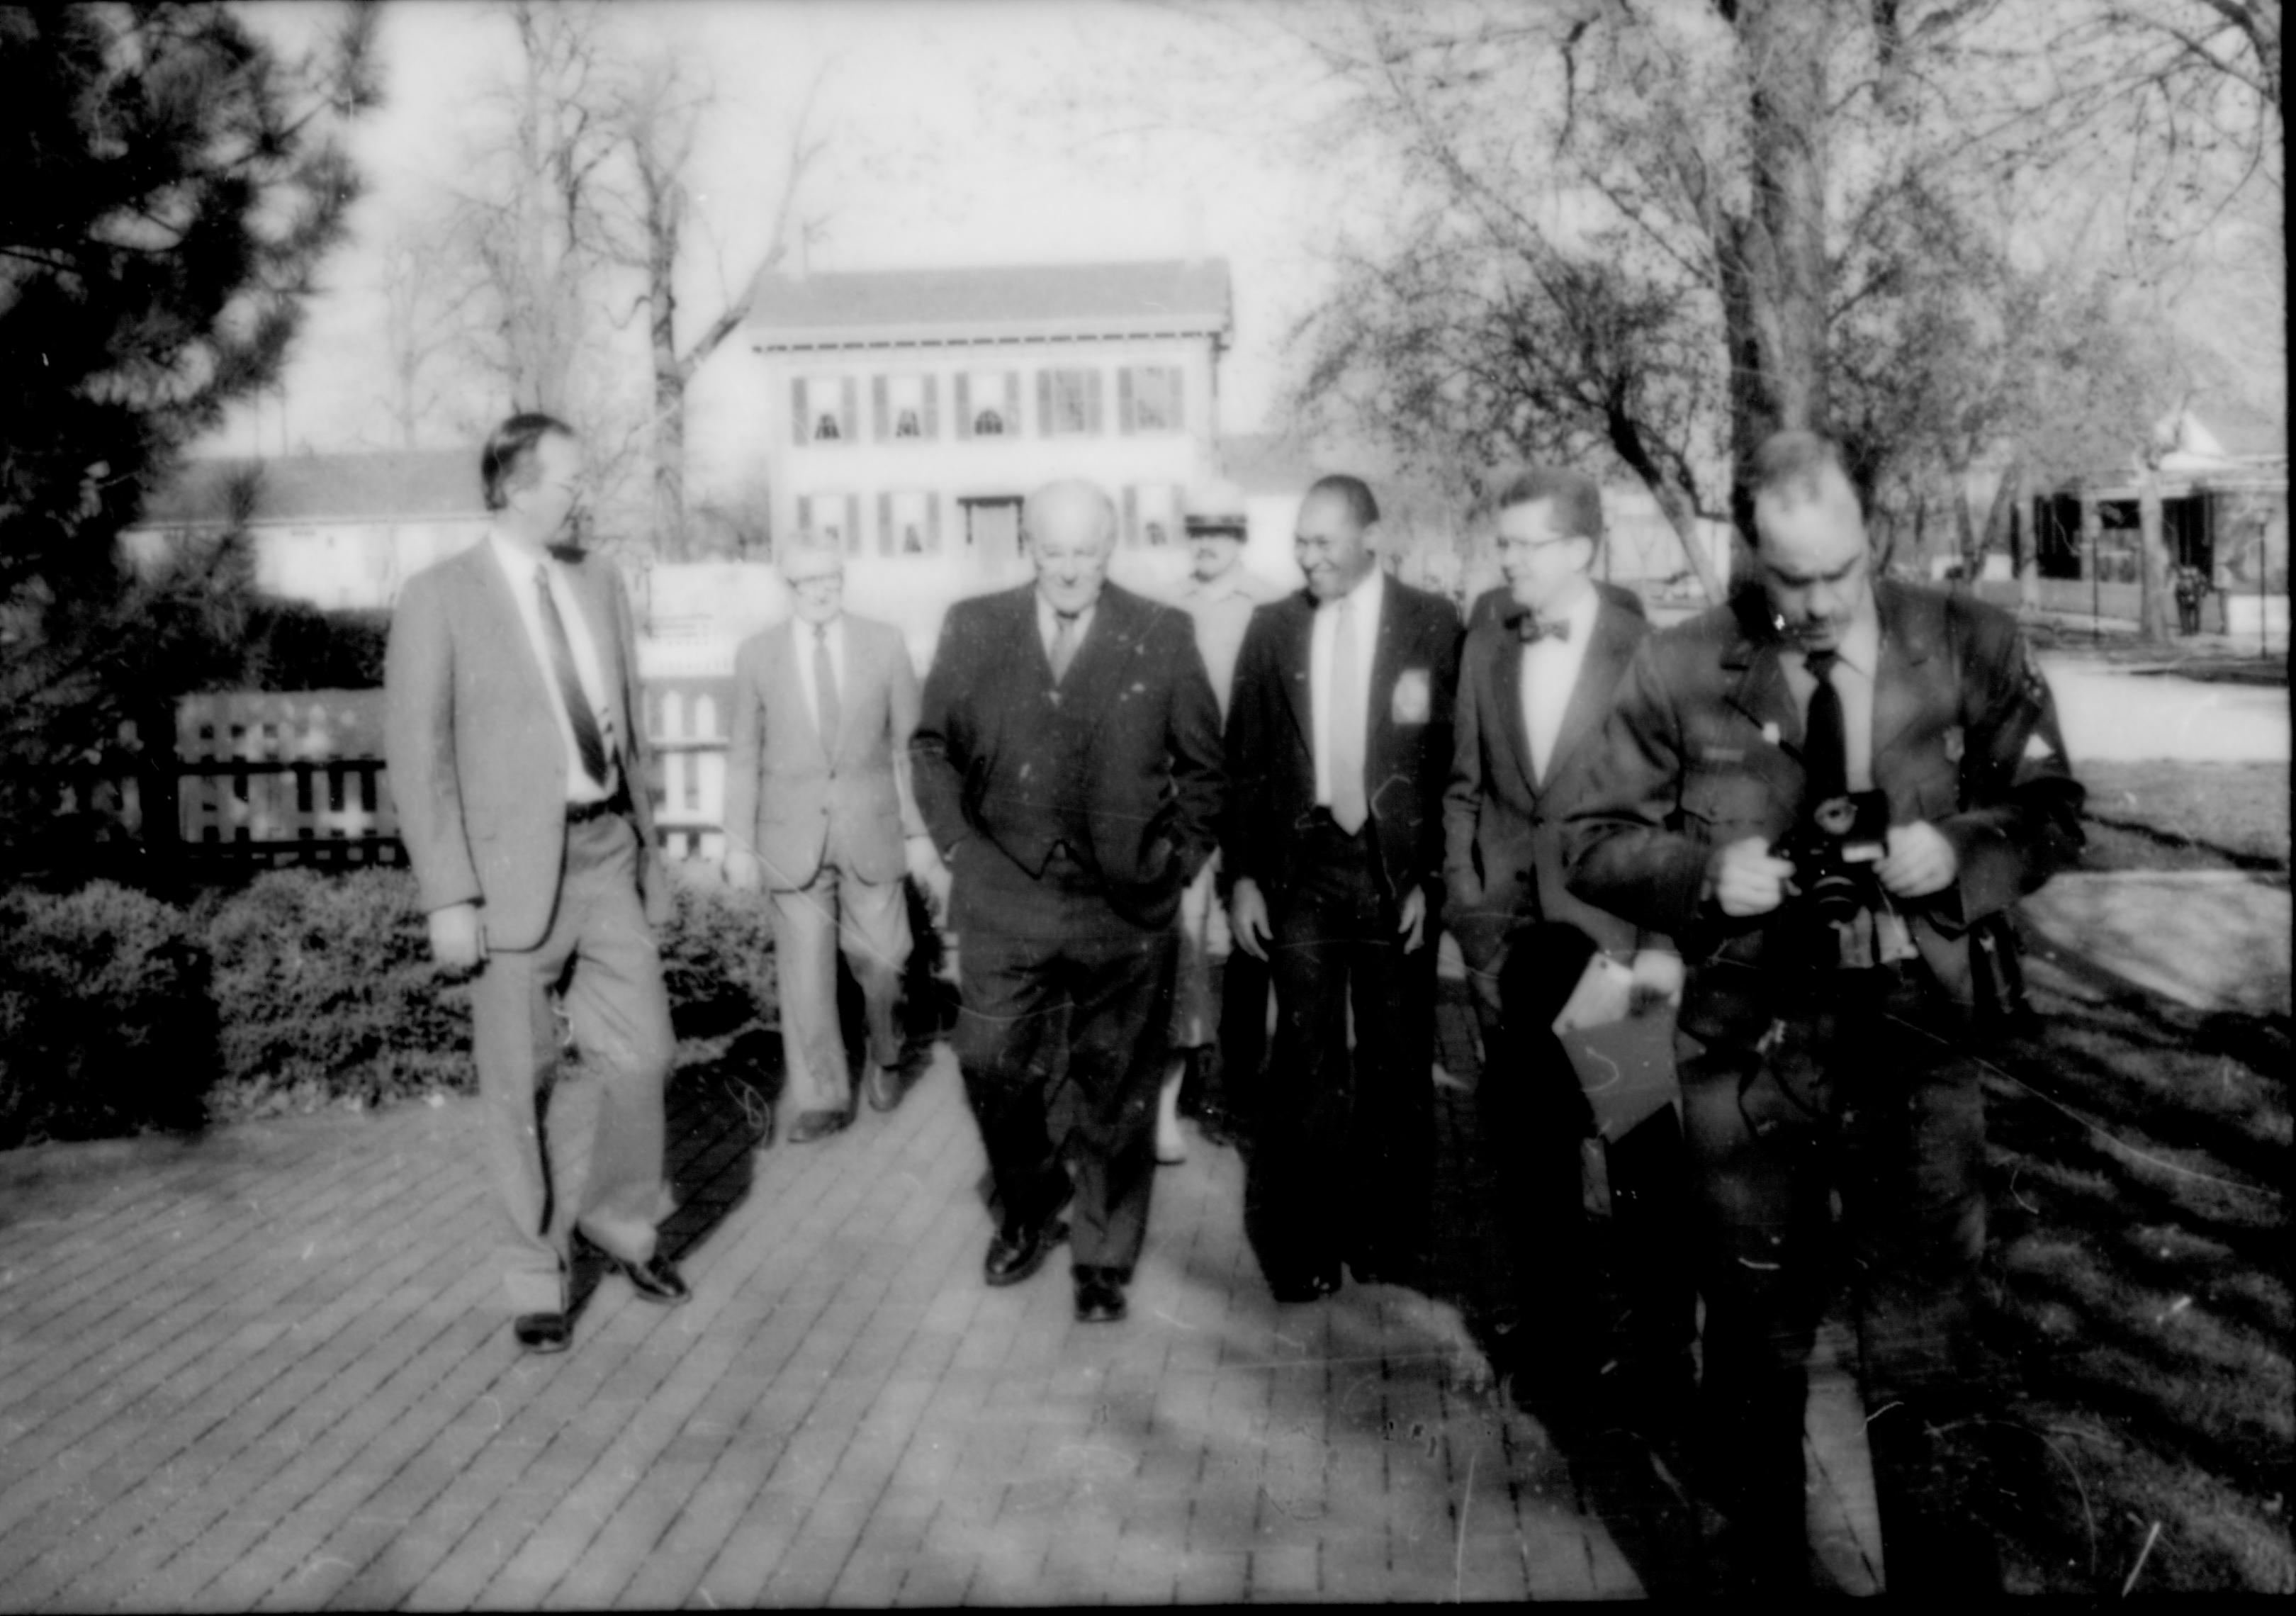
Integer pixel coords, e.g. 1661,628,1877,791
135,449,488,528
743,258,1233,351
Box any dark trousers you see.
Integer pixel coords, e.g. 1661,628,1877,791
950,846,1176,1275
1476,924,1695,1408
1680,963,1991,1586
1187,945,1271,1125
1247,819,1436,1289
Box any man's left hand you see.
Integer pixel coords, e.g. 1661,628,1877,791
906,835,950,915
1877,820,1959,898
1396,886,1428,955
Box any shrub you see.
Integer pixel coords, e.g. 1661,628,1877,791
204,866,471,1119
0,882,219,1147
655,877,779,1039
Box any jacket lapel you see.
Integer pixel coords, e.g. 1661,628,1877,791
471,543,561,727
1366,581,1407,768
1275,594,1316,753
1545,600,1638,789
1870,582,1936,767
1492,631,1536,795
1059,588,1145,734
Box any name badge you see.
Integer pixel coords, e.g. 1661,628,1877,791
1392,668,1431,725
1760,721,1782,746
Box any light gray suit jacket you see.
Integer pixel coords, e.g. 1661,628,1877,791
384,539,670,952
722,613,927,892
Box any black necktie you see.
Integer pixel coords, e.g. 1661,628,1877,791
1802,648,1847,801
535,564,610,787
1509,612,1570,644
1049,610,1082,684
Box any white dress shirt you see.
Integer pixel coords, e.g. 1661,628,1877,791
1309,565,1385,808
1519,583,1602,786
487,531,618,805
790,613,848,746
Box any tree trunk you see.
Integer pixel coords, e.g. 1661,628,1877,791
2136,463,2174,643
1606,408,1727,604
642,159,687,563
1987,458,2039,610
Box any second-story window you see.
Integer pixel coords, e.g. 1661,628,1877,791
957,370,1022,440
792,376,856,445
1120,366,1186,434
1039,367,1103,437
874,374,936,442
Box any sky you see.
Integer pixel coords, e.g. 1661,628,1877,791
218,0,1348,459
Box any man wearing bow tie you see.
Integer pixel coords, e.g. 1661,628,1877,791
1442,466,1694,1433
910,480,1224,1325
1562,431,2083,1591
1223,475,1462,1301
386,413,687,1356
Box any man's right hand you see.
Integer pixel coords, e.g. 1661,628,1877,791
427,902,486,974
1706,836,1796,918
1228,877,1273,960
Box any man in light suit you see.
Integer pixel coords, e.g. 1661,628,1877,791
1442,465,1693,1435
1224,474,1462,1301
724,529,934,1143
911,480,1225,1325
386,413,687,1356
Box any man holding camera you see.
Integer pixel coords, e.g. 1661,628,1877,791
1561,431,2083,1592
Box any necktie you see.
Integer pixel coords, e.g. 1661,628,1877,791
812,624,841,753
1049,610,1081,684
1509,612,1571,644
534,564,609,787
1327,599,1368,834
1802,648,1847,802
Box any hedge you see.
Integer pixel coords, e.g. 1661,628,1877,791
0,868,781,1148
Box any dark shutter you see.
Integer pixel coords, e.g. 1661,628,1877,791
954,374,971,439
1122,485,1138,547
1168,366,1185,431
1086,371,1104,434
845,495,862,556
1118,369,1135,435
927,493,941,554
840,378,858,442
923,376,939,439
872,376,889,442
1004,372,1021,436
1037,371,1054,436
796,494,813,535
878,491,894,556
792,379,809,447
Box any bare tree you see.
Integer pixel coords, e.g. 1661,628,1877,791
372,212,478,449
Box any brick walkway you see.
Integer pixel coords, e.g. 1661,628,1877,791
0,984,1882,1607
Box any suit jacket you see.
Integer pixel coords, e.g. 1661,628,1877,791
1467,578,1645,637
1560,581,2084,1044
385,540,670,953
911,582,1225,932
1222,576,1463,902
722,614,925,891
1444,591,1650,964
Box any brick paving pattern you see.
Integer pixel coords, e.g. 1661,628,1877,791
0,969,1882,1607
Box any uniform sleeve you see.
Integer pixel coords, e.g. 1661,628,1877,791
1558,639,1714,942
383,573,481,916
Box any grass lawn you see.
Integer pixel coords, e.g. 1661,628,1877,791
2074,760,2290,873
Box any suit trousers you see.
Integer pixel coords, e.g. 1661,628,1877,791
769,861,913,1113
1477,924,1696,1410
950,848,1176,1274
1248,817,1436,1289
468,812,676,1314
1679,961,1990,1584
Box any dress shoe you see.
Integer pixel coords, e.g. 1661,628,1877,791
1268,1271,1340,1304
1074,1266,1129,1323
785,1108,850,1145
983,1217,1068,1287
513,1311,572,1354
614,1252,692,1306
863,1060,906,1113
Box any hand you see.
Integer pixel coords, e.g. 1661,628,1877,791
1627,948,1685,1013
1229,877,1272,960
1876,819,1959,899
1708,836,1795,918
906,835,951,916
427,902,485,975
1395,885,1428,955
724,846,761,892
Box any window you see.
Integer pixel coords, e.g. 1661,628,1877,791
792,376,856,445
957,371,1022,440
879,490,940,557
874,374,936,442
795,492,862,556
1038,367,1103,437
1122,483,1182,549
1120,366,1185,434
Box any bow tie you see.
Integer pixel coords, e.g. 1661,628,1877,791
1509,612,1571,644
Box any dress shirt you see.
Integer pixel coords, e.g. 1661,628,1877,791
486,531,617,805
1779,601,1881,792
791,613,848,748
1518,583,1602,785
1035,594,1097,667
1178,567,1285,719
1308,565,1385,809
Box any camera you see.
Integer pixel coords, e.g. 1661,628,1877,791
1774,788,1888,928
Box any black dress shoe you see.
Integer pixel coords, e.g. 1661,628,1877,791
1074,1267,1129,1323
863,1062,904,1113
983,1217,1068,1287
614,1253,692,1305
513,1311,572,1353
1268,1271,1340,1304
785,1108,850,1145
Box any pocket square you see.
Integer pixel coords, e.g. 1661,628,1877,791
1391,668,1431,725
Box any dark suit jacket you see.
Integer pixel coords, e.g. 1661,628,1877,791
1443,591,1650,965
384,539,670,953
1560,581,2084,1045
911,581,1225,932
1222,576,1463,902
1467,579,1645,637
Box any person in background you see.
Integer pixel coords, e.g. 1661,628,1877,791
723,529,936,1144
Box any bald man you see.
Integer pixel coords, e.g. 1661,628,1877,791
911,481,1225,1325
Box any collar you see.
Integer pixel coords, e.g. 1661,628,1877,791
1317,563,1384,615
